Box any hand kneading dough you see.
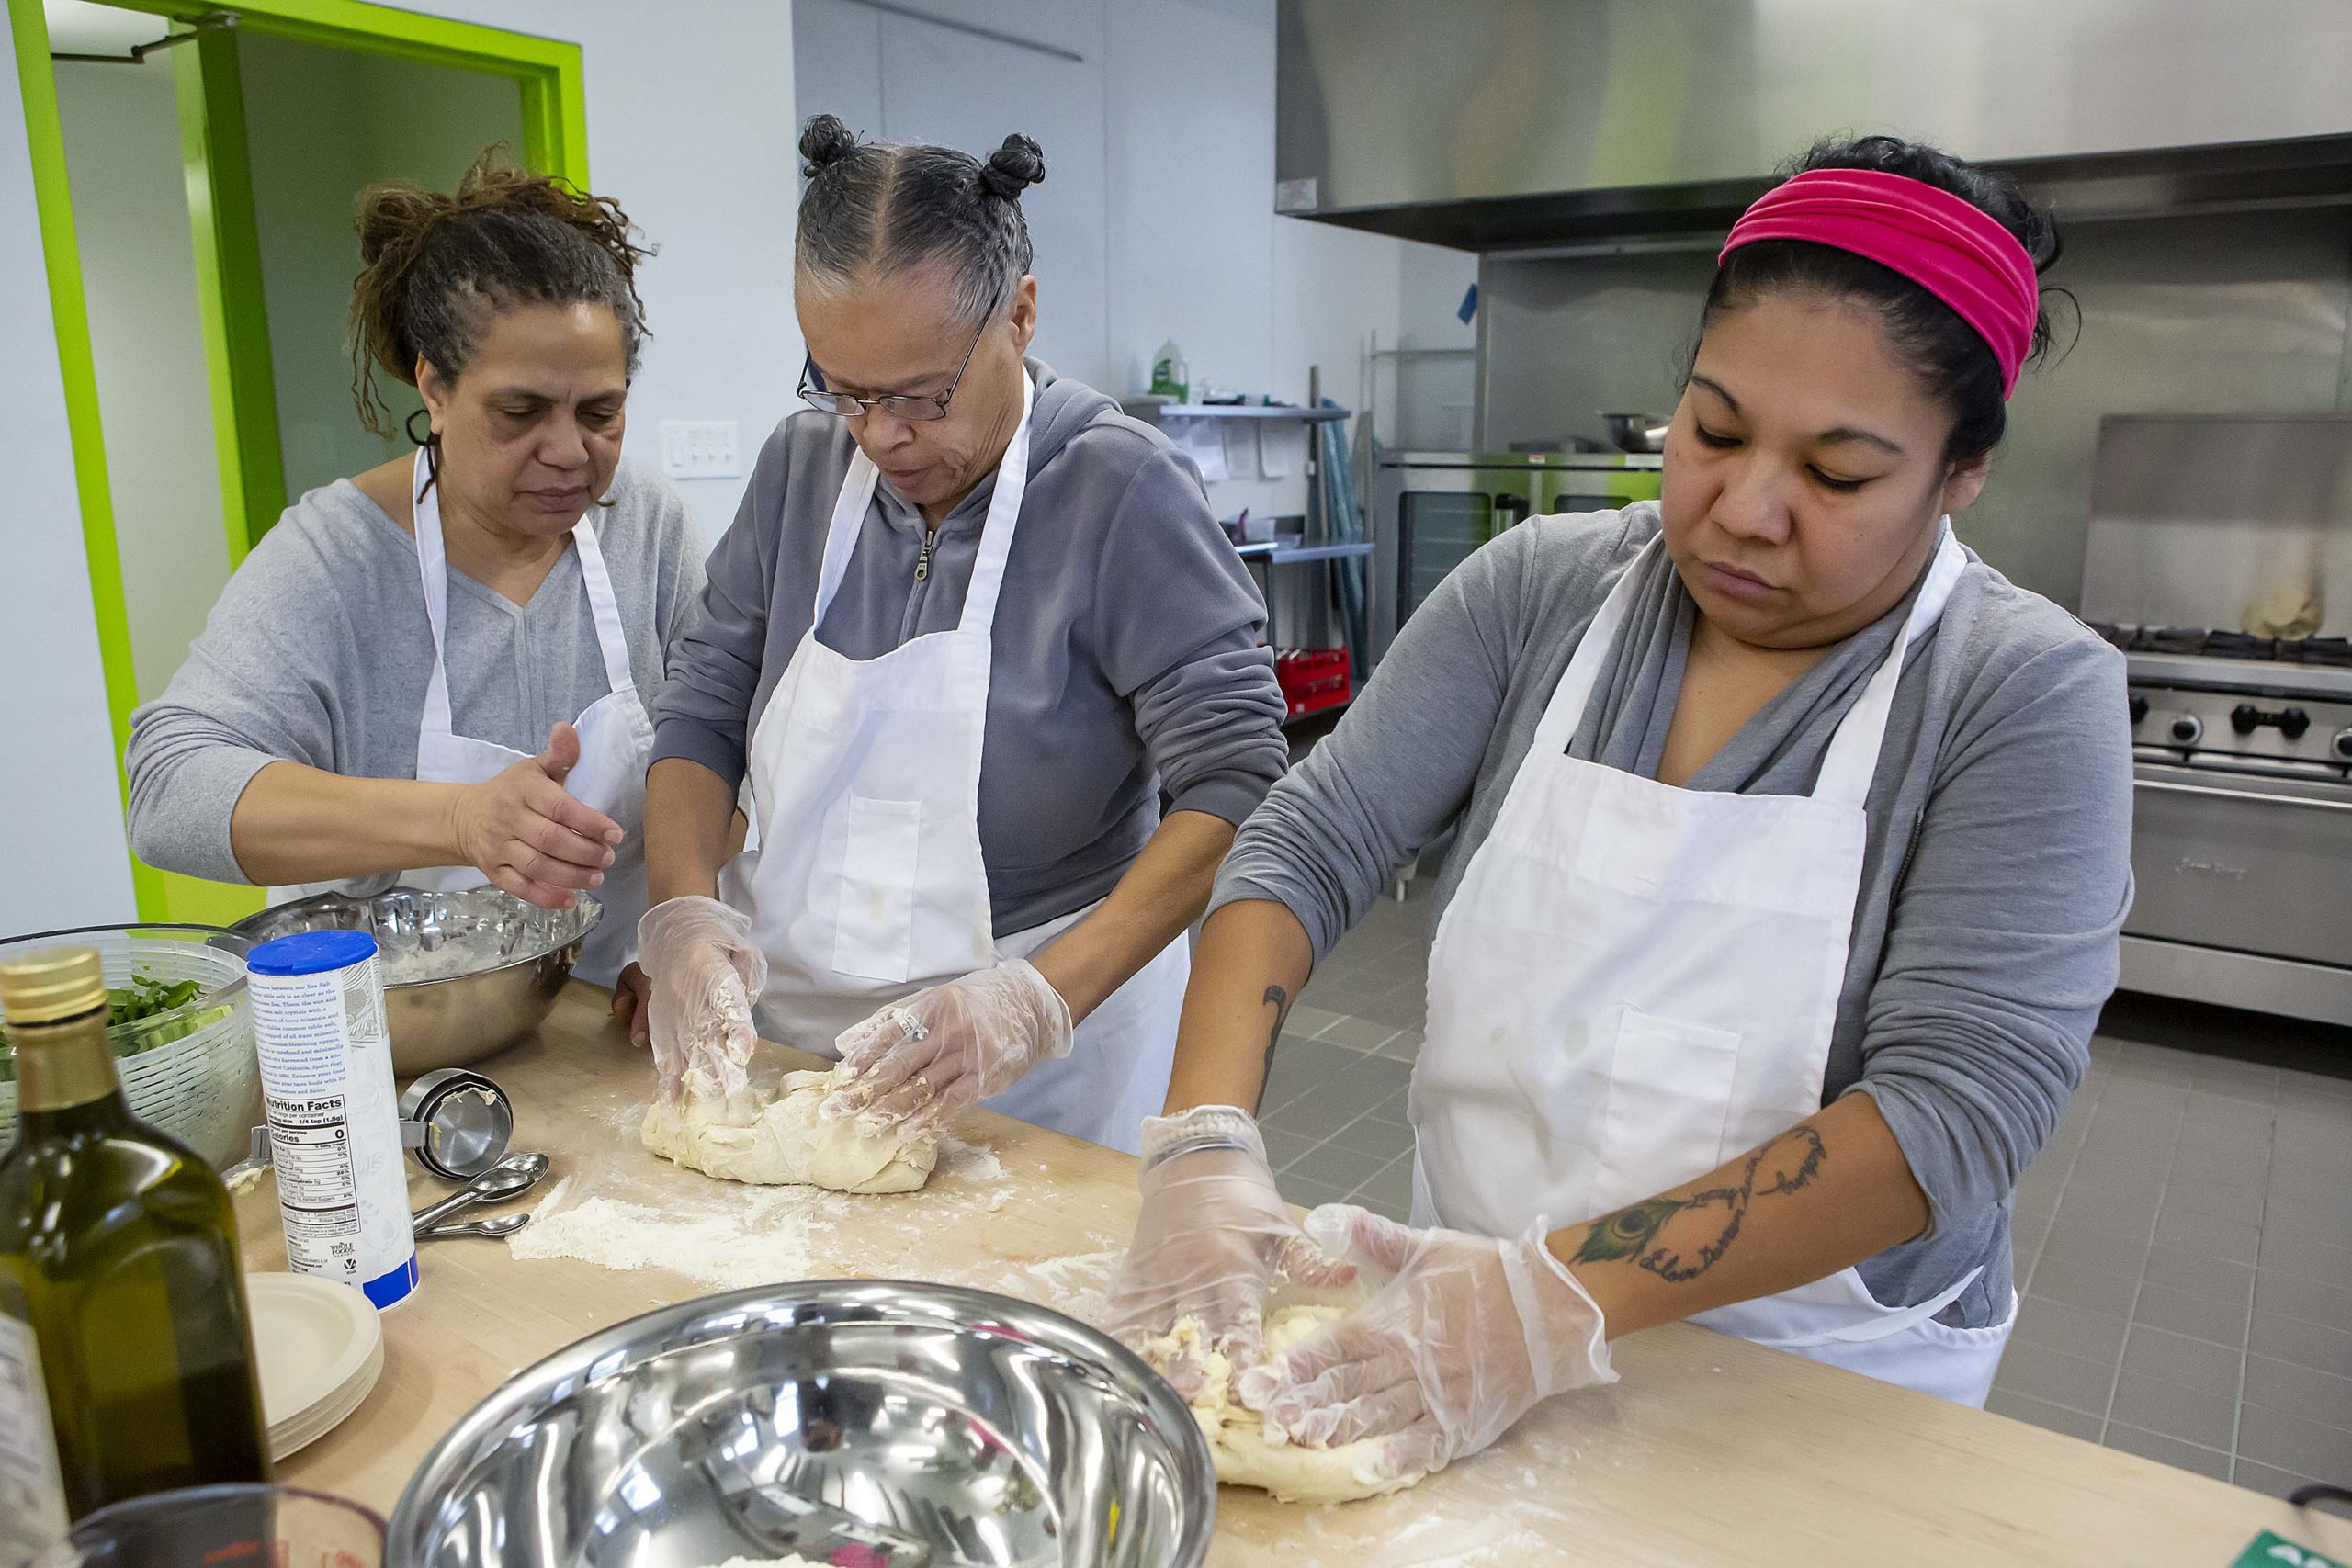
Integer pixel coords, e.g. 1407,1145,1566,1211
642,1068,937,1192
1140,1307,1427,1505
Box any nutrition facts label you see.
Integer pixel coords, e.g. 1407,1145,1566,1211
267,1093,365,1279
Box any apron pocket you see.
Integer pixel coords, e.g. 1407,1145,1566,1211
831,796,922,982
1589,1004,1743,1215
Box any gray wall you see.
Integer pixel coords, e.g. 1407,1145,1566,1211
1478,208,2352,608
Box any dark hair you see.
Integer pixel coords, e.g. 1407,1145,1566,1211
348,147,652,438
1694,134,2071,464
795,113,1045,324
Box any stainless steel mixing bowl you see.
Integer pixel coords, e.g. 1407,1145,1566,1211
387,1280,1216,1568
234,887,599,1075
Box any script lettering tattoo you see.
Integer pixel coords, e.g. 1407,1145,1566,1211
1570,1126,1827,1283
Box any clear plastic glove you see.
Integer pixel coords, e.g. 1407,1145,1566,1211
635,896,766,1106
1102,1106,1355,1400
819,960,1072,1136
1238,1205,1613,1483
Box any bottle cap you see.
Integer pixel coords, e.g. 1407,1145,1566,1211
0,946,107,1024
249,929,379,977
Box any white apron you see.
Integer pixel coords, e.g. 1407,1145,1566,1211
272,450,654,987
1410,525,2016,1407
721,374,1186,1156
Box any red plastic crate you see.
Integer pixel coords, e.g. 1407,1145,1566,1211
1274,646,1351,718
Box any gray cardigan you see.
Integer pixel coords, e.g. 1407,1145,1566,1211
1214,504,2135,1326
126,460,707,886
652,360,1289,936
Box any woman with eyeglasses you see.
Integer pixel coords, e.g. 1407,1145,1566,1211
624,116,1286,1154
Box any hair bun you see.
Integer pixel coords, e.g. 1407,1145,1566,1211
980,133,1046,200
798,114,859,178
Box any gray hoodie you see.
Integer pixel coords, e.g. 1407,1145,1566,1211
652,360,1288,935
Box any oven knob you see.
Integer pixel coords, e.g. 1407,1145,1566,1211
2129,695,2150,726
2232,703,2261,736
2280,707,2312,740
2335,728,2352,761
2168,715,2203,746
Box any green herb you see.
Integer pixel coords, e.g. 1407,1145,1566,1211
108,975,203,1026
0,972,224,1083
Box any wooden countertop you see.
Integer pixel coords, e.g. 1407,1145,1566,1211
242,983,2352,1566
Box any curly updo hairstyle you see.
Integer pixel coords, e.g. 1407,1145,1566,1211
1696,134,2072,464
348,147,653,441
795,112,1046,325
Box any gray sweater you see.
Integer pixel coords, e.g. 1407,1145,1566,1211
652,360,1289,935
127,460,707,886
1215,504,2135,1326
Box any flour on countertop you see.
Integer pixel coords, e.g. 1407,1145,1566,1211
507,1179,841,1291
934,1132,1004,1183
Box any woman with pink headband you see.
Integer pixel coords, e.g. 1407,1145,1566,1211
1107,136,2134,1483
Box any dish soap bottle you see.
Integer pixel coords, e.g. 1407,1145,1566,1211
0,946,269,1540
1149,340,1189,403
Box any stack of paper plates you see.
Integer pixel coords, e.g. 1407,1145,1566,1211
246,1271,385,1461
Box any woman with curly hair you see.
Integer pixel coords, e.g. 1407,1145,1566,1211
128,152,705,985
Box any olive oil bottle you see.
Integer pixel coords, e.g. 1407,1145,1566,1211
0,946,268,1537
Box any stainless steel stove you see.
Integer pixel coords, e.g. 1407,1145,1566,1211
2079,415,2352,1028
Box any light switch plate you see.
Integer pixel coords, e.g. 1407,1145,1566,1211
660,420,741,479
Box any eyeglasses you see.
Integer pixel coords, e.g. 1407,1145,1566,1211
797,296,998,423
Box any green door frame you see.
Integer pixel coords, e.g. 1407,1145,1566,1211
7,0,590,925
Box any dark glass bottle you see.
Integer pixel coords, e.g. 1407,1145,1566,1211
0,946,269,1527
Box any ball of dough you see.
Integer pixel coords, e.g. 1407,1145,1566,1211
1139,1308,1428,1505
643,1068,938,1192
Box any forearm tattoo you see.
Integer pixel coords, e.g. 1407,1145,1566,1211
1570,1125,1828,1283
1253,984,1293,1112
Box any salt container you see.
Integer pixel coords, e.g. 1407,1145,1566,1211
245,930,417,1308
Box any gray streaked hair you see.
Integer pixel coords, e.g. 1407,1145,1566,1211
794,114,1045,324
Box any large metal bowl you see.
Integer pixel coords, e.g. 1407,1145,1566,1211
233,887,599,1075
387,1280,1216,1568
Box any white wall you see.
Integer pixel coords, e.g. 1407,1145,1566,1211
0,29,141,931
54,55,230,705
350,0,805,540
3,0,801,928
795,0,1477,524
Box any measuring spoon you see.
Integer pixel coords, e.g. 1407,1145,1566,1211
417,1212,533,1243
411,1150,552,1235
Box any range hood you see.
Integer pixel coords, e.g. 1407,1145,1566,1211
1276,0,2352,251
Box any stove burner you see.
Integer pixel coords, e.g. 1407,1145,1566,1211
2281,637,2352,669
2092,624,2352,667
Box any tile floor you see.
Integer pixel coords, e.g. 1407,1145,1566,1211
1267,876,2352,1503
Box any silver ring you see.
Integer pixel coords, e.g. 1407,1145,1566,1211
898,1011,929,1044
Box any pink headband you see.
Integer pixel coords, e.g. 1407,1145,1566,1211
1718,168,2041,399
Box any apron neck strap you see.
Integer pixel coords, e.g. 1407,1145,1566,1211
1811,520,1964,807
568,513,637,696
956,367,1034,635
412,449,460,740
811,368,1036,636
1530,534,1655,758
1530,520,1967,804
411,452,626,741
